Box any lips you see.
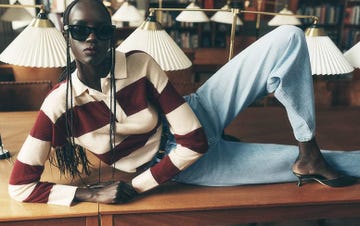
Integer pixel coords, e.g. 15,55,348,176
84,47,97,55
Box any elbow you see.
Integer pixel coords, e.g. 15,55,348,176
8,185,24,202
8,183,35,203
175,127,209,154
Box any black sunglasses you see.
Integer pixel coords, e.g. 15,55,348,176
64,24,116,41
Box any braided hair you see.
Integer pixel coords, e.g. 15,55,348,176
51,0,117,179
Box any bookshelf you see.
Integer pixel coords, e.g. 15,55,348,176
144,0,359,51
342,0,360,50
289,0,360,51
294,0,346,46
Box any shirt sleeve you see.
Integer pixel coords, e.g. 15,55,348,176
131,54,208,193
8,110,78,206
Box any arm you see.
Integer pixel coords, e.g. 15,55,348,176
129,54,208,193
8,111,78,206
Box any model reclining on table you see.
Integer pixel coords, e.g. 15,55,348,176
8,0,360,206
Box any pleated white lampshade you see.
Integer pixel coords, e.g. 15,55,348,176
344,42,360,68
0,10,67,67
210,3,243,25
112,2,143,23
268,7,301,26
118,16,192,71
175,2,209,23
305,26,353,75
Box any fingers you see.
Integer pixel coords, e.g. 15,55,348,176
90,181,120,203
86,180,138,204
115,181,138,204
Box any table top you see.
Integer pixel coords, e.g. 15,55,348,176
0,111,98,222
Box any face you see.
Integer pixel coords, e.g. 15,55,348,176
67,1,114,66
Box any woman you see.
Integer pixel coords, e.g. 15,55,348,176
8,0,359,206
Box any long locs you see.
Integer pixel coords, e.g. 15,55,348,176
50,23,92,179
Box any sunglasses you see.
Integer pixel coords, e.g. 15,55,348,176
64,25,116,41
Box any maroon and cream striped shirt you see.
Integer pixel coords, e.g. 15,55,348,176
8,51,208,206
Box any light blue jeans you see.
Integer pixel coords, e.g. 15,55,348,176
164,25,360,186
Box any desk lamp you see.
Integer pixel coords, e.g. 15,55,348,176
305,22,354,76
210,0,243,25
118,12,192,71
268,7,301,26
0,4,67,85
112,1,143,26
0,4,67,68
175,0,209,23
344,42,360,69
267,0,301,26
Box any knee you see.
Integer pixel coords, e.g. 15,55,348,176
277,25,303,35
276,25,306,45
269,25,308,56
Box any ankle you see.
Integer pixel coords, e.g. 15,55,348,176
298,137,321,158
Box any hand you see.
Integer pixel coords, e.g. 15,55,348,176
75,180,120,204
74,181,138,204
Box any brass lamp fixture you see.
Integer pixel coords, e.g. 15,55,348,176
0,3,67,84
118,12,193,71
305,23,354,76
0,3,67,67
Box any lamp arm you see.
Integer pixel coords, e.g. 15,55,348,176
0,4,43,10
148,7,318,22
148,7,318,61
240,9,318,23
148,7,229,14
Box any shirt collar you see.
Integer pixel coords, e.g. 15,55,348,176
71,50,127,97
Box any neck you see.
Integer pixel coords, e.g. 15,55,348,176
76,58,111,92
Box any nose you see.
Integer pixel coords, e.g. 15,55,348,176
86,32,97,41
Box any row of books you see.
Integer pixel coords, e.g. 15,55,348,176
169,31,199,48
168,30,229,48
296,4,343,25
342,28,360,50
344,5,360,25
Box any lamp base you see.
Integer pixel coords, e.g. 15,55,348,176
11,65,64,86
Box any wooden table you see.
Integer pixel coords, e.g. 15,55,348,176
0,111,99,226
0,109,360,226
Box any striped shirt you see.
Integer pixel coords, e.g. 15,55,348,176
8,51,208,206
